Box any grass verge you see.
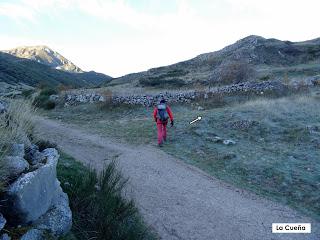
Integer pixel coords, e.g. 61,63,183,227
57,152,156,240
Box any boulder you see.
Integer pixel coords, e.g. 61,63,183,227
35,186,72,236
20,229,44,240
6,149,59,224
0,213,6,231
9,144,25,157
5,156,29,178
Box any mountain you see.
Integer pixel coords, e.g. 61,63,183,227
1,46,113,88
107,35,320,88
3,45,83,73
0,51,111,88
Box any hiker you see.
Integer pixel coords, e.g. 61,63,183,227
153,99,174,146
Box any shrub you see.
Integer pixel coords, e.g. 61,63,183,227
259,75,271,81
35,139,57,151
40,88,58,96
212,61,256,85
32,87,58,110
57,154,155,240
139,77,186,87
21,89,35,99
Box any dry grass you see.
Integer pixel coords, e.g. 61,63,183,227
0,99,35,147
0,99,35,189
240,94,318,116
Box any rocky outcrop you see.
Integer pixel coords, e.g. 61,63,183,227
7,149,60,223
35,187,72,236
1,146,72,239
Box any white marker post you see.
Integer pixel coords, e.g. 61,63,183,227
190,116,202,124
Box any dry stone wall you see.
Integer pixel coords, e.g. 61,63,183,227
62,80,287,107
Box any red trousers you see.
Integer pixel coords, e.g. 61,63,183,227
157,123,167,144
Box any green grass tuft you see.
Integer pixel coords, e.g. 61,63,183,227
57,152,156,240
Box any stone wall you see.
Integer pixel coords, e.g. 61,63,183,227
61,80,287,107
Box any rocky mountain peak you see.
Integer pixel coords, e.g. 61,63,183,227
3,45,83,73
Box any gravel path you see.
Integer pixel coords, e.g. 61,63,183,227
35,117,319,240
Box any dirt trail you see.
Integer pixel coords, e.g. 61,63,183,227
35,118,319,240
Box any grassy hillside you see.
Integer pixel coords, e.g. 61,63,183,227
44,89,320,220
107,35,320,88
0,52,112,88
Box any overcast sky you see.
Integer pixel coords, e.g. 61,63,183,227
0,0,319,77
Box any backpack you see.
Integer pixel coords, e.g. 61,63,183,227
157,104,169,122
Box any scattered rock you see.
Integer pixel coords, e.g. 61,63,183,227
20,229,44,240
196,149,205,155
0,234,10,240
223,140,236,145
306,125,320,134
226,120,258,130
9,144,25,157
206,136,223,143
197,106,204,111
5,156,29,177
0,213,6,231
6,149,60,223
35,186,72,236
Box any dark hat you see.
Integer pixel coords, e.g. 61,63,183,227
160,99,166,104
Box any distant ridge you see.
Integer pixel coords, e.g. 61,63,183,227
107,35,320,88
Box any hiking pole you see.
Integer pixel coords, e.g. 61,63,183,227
189,116,202,125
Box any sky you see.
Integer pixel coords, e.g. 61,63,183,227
0,0,319,77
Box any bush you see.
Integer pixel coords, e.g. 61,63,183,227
35,139,57,151
57,153,155,240
21,89,35,99
212,61,256,85
32,87,57,110
139,77,186,87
